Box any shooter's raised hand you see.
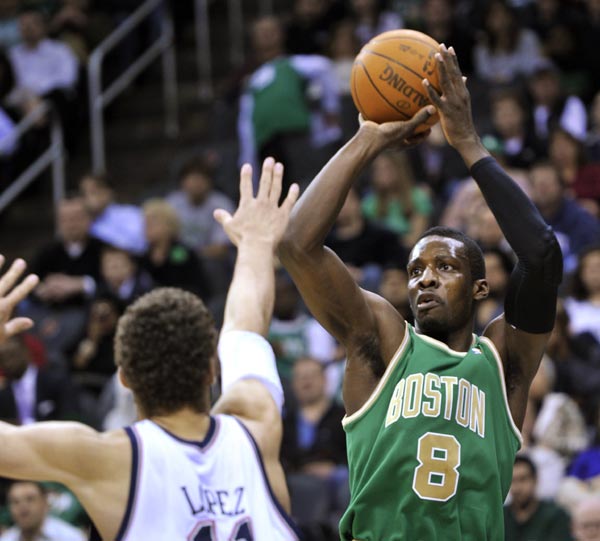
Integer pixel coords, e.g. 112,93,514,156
421,44,479,153
0,256,39,345
214,157,299,249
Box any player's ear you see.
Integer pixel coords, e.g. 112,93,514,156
473,279,489,301
117,367,131,390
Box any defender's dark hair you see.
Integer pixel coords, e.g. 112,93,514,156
514,454,537,478
116,288,217,417
417,226,486,281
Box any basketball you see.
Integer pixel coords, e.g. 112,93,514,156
351,29,442,129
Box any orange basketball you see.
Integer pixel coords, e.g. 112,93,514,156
351,29,441,129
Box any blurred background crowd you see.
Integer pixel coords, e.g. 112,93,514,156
0,0,598,539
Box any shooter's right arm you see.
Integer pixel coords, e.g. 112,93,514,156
278,108,434,355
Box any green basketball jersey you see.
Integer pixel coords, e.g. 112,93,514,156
340,323,521,541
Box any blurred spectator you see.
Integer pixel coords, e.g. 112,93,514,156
326,187,407,290
564,245,600,346
282,356,347,474
579,0,600,102
48,0,91,63
166,156,234,262
475,248,513,333
586,91,600,162
504,454,573,540
406,123,470,199
71,293,121,401
571,496,600,541
549,301,600,426
30,197,102,306
0,482,85,541
523,0,584,87
0,335,80,425
9,7,79,148
558,443,600,514
99,373,136,430
79,173,146,255
349,0,402,46
282,356,347,538
527,62,587,145
473,0,543,85
268,270,337,383
41,482,88,531
488,88,544,170
238,15,340,187
0,1,20,50
528,162,600,273
285,0,332,55
140,198,211,298
361,151,433,248
378,265,412,323
412,0,476,75
549,128,600,217
97,245,152,305
327,20,361,142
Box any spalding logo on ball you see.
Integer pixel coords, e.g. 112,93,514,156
351,29,441,130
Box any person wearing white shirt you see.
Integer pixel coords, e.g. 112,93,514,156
1,482,85,541
9,7,79,150
9,9,78,97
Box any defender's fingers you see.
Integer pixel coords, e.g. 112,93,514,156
239,164,253,202
4,274,39,309
422,79,443,109
281,183,300,214
269,162,284,203
213,208,232,227
5,317,34,337
257,157,275,200
447,46,464,80
0,259,27,297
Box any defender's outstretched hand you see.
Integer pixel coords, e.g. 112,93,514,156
214,158,299,249
0,256,39,344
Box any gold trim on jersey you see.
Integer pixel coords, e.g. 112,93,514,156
342,323,411,428
479,336,523,446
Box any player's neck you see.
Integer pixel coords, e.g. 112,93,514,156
416,325,474,353
150,408,212,441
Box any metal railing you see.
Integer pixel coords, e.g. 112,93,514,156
0,102,65,218
194,0,275,99
88,0,178,174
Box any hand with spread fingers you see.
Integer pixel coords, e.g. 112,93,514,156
0,256,39,345
214,157,300,250
421,44,489,167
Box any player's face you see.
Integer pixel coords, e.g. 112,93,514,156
8,483,48,532
407,237,478,336
509,463,536,508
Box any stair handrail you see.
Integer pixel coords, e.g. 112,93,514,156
88,0,178,174
0,101,65,222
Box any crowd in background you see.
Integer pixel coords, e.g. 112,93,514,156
0,0,599,540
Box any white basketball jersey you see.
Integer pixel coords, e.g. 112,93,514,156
113,414,301,541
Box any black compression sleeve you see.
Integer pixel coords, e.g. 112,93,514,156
470,157,563,333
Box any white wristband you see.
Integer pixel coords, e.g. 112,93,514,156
218,330,284,412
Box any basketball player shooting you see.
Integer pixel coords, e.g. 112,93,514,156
0,159,302,541
278,44,563,540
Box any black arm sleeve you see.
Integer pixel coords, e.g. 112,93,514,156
470,157,563,333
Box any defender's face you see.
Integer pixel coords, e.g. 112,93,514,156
407,237,476,335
